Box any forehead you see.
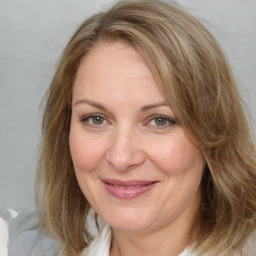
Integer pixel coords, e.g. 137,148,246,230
72,41,165,103
77,41,154,82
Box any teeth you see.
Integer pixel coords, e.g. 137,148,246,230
112,184,149,188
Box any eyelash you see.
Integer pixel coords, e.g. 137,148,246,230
80,114,177,129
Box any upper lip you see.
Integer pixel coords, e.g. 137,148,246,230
101,179,158,186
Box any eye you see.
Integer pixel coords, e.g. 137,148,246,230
147,115,177,128
153,117,168,126
81,114,108,126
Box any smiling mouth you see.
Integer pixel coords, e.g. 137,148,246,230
101,179,158,199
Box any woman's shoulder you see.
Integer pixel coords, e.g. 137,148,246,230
0,207,59,256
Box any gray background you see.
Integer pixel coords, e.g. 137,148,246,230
1,0,255,211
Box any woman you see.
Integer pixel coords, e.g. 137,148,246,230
36,0,256,255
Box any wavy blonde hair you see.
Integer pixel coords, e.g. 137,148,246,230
36,1,256,255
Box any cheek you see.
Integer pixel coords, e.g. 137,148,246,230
69,130,106,172
147,135,203,175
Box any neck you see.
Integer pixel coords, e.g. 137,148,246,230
110,207,199,256
111,228,189,256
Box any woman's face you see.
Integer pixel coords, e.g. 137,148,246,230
69,41,204,234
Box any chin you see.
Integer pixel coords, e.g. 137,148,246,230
101,208,157,233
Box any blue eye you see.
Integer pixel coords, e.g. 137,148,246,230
82,115,107,125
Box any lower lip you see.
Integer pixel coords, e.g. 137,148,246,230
102,181,157,199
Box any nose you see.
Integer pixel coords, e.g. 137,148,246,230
106,128,145,171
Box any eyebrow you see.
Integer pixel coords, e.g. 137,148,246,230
140,102,168,112
73,98,168,112
74,99,107,111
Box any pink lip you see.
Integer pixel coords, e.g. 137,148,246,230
101,179,158,199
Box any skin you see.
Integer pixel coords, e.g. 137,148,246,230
69,41,204,256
